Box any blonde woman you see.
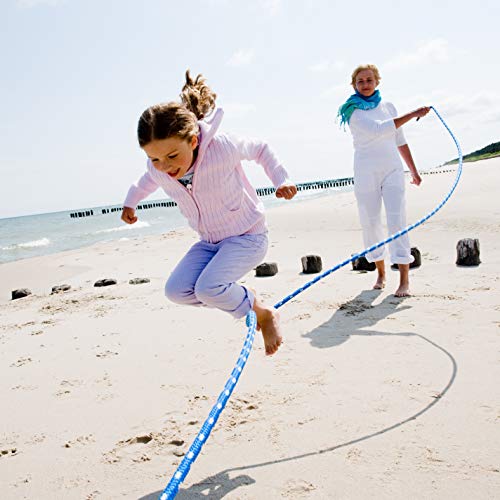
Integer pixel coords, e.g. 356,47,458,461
338,64,430,296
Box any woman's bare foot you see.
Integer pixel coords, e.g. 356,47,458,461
394,283,411,297
373,260,386,290
251,293,282,356
373,275,386,290
395,264,410,297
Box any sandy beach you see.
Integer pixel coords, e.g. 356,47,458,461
1,158,499,499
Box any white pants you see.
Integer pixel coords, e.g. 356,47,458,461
354,167,414,265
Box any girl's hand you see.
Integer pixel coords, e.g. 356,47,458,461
276,183,298,200
121,206,138,224
411,172,422,186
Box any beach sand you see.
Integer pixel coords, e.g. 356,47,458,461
1,158,499,499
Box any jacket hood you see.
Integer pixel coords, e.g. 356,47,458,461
194,107,224,168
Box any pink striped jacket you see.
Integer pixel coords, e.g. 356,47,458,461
124,108,291,243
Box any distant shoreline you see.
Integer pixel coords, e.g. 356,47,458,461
445,152,500,165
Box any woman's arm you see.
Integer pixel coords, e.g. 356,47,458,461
394,106,431,129
398,144,422,186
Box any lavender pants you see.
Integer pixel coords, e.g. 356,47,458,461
165,233,268,319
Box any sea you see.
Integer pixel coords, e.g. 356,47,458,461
0,186,352,265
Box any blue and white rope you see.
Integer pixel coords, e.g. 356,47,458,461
159,312,257,500
159,105,462,499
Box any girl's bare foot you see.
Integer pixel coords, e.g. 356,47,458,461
251,293,282,356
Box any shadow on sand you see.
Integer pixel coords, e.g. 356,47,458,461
140,290,457,499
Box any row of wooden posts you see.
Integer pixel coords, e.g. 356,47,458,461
256,238,480,276
10,239,480,300
69,168,457,219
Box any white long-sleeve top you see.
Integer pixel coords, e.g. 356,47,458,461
349,101,407,171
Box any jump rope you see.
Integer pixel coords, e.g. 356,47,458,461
159,106,463,499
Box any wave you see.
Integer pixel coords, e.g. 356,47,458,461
95,221,151,234
1,237,51,251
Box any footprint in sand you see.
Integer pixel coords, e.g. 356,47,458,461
95,349,119,358
55,379,83,397
64,435,95,448
0,448,18,458
10,357,32,367
282,479,316,496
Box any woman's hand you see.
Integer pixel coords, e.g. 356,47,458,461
121,206,138,224
276,183,298,200
413,106,431,120
410,171,422,186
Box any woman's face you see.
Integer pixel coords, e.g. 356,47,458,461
143,135,198,179
354,69,378,97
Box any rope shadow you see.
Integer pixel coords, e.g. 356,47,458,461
143,296,457,499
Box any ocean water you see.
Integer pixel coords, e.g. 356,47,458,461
0,187,351,265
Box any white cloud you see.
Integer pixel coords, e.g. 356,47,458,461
309,60,346,73
259,0,281,16
221,102,257,116
320,84,349,100
384,39,450,70
17,0,64,7
227,49,255,68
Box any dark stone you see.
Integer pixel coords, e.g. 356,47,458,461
11,288,32,300
51,284,71,294
391,247,422,270
351,255,376,272
456,238,480,266
129,278,150,285
301,255,322,274
255,262,278,277
94,278,117,287
410,247,422,268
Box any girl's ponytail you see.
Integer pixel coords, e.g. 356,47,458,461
180,70,217,120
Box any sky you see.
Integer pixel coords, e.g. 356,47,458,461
1,0,499,218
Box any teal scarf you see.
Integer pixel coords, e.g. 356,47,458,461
337,89,381,128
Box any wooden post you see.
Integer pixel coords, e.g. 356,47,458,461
255,262,278,277
301,255,322,274
456,238,480,266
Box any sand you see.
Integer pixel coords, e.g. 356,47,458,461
0,158,499,499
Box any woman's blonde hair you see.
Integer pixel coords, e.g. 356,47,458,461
350,64,381,89
137,70,217,147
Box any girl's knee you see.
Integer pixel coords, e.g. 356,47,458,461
194,280,224,306
165,278,195,304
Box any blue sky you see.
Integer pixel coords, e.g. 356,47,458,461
1,0,498,218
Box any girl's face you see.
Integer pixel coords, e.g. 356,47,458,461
143,135,198,179
354,69,378,97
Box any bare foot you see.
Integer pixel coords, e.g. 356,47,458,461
258,308,282,356
395,264,410,297
394,283,411,297
251,292,282,356
373,276,386,290
373,260,386,290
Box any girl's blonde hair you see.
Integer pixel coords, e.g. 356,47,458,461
350,64,381,89
137,70,217,147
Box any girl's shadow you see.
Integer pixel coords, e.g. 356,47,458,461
303,289,412,349
138,471,255,500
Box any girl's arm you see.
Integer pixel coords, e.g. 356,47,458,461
398,144,422,186
232,136,297,199
121,170,160,223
